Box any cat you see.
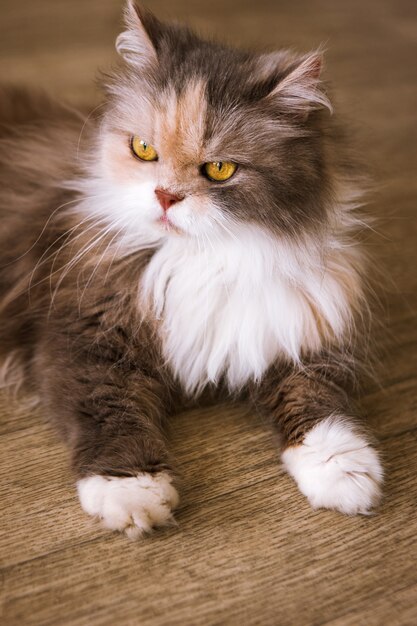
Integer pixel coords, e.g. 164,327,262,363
0,1,383,539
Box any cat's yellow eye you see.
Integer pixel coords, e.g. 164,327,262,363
130,136,158,162
202,161,238,182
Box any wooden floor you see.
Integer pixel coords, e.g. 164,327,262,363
1,0,417,624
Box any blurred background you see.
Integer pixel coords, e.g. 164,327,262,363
1,1,416,625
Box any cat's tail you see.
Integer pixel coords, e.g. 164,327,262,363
0,84,84,137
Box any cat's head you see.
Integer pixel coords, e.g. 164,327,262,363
89,1,334,248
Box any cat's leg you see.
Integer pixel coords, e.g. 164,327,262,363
73,376,179,539
252,360,383,515
37,317,179,539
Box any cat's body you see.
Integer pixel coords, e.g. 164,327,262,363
0,2,382,538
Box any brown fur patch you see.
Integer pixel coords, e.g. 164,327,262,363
252,351,357,447
156,80,207,175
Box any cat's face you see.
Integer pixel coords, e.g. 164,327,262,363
90,2,333,248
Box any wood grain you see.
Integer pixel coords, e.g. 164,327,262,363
1,0,417,624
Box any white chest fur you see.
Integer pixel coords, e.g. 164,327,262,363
141,225,360,395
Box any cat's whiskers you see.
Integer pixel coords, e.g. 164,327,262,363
46,229,106,316
0,197,83,271
49,220,120,312
77,222,125,310
26,213,108,303
42,216,112,306
46,213,110,279
101,229,127,287
27,201,114,296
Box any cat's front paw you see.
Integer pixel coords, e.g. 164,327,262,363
281,416,383,515
77,471,179,539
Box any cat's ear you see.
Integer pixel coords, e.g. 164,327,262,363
265,52,332,116
116,1,160,67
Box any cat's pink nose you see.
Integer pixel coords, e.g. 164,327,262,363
155,188,184,212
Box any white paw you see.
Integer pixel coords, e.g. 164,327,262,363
77,472,179,539
281,416,383,515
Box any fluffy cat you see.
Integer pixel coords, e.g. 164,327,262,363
0,2,383,538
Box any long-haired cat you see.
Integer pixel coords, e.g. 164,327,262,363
0,2,382,538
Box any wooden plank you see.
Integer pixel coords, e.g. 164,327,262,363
2,430,417,626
